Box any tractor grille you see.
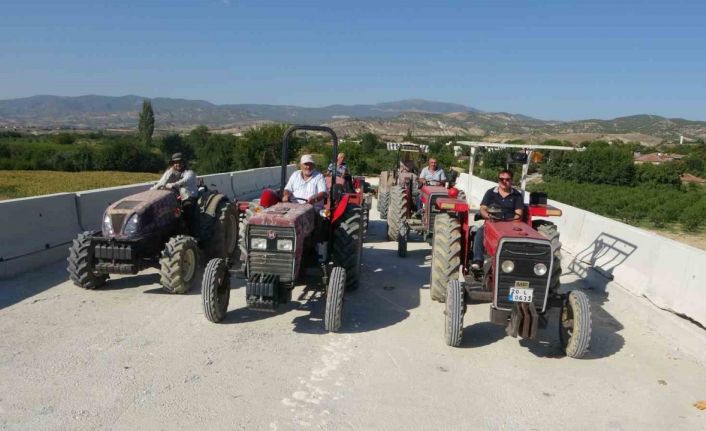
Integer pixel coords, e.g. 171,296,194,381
495,240,552,312
247,226,295,283
110,214,127,233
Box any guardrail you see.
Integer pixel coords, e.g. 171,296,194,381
0,165,295,279
456,173,706,328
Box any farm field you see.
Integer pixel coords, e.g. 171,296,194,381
0,170,160,200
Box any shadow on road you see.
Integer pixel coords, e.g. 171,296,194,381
0,260,69,310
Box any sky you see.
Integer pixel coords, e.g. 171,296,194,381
1,0,705,121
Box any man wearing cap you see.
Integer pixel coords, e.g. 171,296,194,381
152,152,199,234
283,154,327,209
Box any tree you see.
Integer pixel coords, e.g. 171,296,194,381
160,134,194,161
53,133,76,146
186,125,210,152
138,100,155,147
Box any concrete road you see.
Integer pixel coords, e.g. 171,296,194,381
1,204,705,431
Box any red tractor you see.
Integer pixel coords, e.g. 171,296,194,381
378,142,464,257
430,142,592,358
201,126,363,333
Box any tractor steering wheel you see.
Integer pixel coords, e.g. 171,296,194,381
288,196,309,204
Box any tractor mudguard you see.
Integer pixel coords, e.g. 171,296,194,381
204,194,227,217
331,194,351,224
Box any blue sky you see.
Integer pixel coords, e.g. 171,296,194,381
1,0,705,120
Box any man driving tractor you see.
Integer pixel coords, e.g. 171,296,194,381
152,152,199,234
418,158,447,187
282,154,327,209
471,168,524,270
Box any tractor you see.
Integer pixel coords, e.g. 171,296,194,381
67,181,238,294
378,142,465,257
201,125,363,333
429,141,592,358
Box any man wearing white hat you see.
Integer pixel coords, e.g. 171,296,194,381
283,154,327,209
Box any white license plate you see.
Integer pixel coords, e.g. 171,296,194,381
508,287,533,303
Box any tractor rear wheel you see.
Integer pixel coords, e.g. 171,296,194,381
325,266,346,332
378,191,390,220
333,204,363,291
237,202,257,273
559,290,592,358
430,214,461,302
201,200,238,261
445,280,465,347
159,235,199,294
387,185,407,241
534,220,562,294
362,205,369,239
202,258,230,323
67,231,108,290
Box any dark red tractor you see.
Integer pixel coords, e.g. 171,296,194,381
379,142,465,257
201,125,363,333
430,143,592,358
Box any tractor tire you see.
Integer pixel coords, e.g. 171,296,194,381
67,231,107,290
159,235,199,294
378,191,390,220
362,206,369,240
201,201,238,261
534,220,563,294
559,290,592,359
202,258,230,323
238,202,257,271
333,205,363,291
429,214,461,302
398,230,407,257
457,190,467,202
387,185,407,241
324,266,346,333
445,280,465,347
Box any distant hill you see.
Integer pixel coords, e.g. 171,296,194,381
0,94,704,143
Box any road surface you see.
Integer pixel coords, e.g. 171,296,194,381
1,203,705,430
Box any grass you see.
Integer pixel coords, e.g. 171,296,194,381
0,170,161,200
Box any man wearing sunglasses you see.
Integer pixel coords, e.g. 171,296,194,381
471,169,524,270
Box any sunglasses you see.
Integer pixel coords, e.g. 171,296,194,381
498,177,512,181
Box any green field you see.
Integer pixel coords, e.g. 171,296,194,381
0,170,160,200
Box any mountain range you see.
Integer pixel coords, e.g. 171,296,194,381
1,95,704,144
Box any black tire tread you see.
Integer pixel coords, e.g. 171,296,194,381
67,231,107,290
445,280,465,347
560,290,592,358
324,267,346,332
159,235,198,294
333,205,363,290
430,214,461,302
378,191,390,220
387,185,407,241
202,258,230,323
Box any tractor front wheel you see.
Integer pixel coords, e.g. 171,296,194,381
333,204,363,291
325,267,346,332
159,235,199,294
559,290,592,358
67,231,108,290
202,258,230,323
429,213,461,302
377,191,390,220
387,185,407,241
445,280,465,347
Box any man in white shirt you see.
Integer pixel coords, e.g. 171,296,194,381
283,154,327,209
418,158,447,187
151,153,200,234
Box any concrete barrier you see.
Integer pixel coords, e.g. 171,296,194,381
457,173,706,327
0,193,82,278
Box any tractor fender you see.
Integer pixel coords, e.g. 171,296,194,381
331,194,351,224
205,194,228,217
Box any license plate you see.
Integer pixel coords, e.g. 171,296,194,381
508,286,533,303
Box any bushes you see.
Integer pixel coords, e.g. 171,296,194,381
529,180,704,231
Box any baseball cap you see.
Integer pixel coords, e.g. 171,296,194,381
300,154,315,164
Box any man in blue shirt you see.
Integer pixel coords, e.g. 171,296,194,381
471,169,524,270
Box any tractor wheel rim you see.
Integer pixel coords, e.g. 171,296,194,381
182,248,196,281
226,214,237,253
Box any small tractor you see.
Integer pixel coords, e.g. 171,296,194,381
378,142,465,257
201,125,363,333
430,141,592,358
67,181,238,294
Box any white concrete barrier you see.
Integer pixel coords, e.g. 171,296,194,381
457,173,706,327
0,193,82,278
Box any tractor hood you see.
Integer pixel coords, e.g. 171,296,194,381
102,189,179,238
248,202,316,238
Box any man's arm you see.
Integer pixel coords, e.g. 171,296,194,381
308,174,327,204
418,167,428,184
479,189,492,220
171,169,195,187
282,172,296,202
513,193,524,220
152,169,172,189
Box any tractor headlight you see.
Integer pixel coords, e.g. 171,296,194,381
277,239,293,251
102,213,113,236
533,263,548,276
501,260,515,273
250,237,267,250
122,213,139,236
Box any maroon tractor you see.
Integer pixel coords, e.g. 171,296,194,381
67,183,238,294
430,143,592,358
201,125,363,333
